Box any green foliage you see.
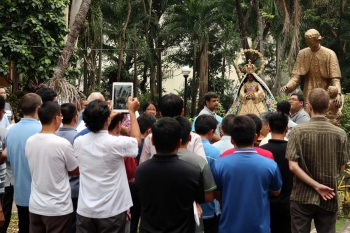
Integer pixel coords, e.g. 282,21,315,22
340,93,350,140
0,0,77,88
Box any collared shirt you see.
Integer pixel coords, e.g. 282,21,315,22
286,117,349,212
212,136,233,153
290,108,310,124
56,127,78,145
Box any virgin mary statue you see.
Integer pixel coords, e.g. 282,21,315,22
227,60,275,116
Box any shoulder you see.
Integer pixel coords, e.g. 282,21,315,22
320,46,337,55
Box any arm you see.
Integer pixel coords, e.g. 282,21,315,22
68,166,79,176
214,191,222,205
269,190,281,196
210,134,221,143
289,160,335,200
128,97,141,146
0,201,4,227
205,191,214,202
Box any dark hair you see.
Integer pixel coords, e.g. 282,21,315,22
83,100,110,133
221,114,236,135
204,92,218,105
21,93,42,115
276,101,291,116
230,115,256,147
38,101,61,125
291,93,304,105
158,93,183,117
246,114,262,134
142,101,157,112
61,103,78,124
137,114,156,134
268,112,289,134
195,115,218,135
174,116,192,145
108,113,125,131
35,87,57,102
152,117,181,154
308,88,329,114
244,73,257,83
0,95,5,111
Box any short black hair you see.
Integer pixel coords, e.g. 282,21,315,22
21,93,42,115
277,101,291,116
38,101,61,125
174,116,192,145
221,114,236,135
268,112,288,134
195,115,218,135
35,87,57,102
291,93,304,102
142,101,157,112
61,103,78,124
246,114,262,134
83,100,110,133
108,113,125,131
204,92,218,105
158,93,183,117
230,115,256,147
0,95,5,111
137,114,156,134
152,117,181,154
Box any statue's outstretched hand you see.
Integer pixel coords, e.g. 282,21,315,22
280,86,288,93
334,94,342,108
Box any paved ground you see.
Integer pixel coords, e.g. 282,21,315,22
310,220,350,233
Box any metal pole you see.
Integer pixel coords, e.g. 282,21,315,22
184,75,188,117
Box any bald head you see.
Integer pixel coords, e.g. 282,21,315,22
87,92,105,103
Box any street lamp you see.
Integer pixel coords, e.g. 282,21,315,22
181,66,191,117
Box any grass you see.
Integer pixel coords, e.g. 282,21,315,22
337,218,346,231
7,212,18,233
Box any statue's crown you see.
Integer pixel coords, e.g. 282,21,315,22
244,60,256,73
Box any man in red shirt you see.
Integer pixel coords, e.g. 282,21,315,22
221,114,274,160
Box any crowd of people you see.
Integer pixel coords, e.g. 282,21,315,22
0,86,347,233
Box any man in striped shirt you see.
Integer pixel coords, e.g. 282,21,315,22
286,88,349,233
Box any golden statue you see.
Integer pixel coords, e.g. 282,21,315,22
280,29,343,125
227,59,276,116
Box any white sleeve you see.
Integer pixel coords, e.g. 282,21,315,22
64,144,78,172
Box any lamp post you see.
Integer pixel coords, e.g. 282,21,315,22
181,66,191,117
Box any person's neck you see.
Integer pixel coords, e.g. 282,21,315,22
40,124,57,134
311,45,321,52
62,123,76,128
290,107,302,116
271,133,286,140
23,114,38,120
141,132,149,139
204,106,215,113
108,129,118,136
199,134,211,141
179,143,189,149
311,113,326,118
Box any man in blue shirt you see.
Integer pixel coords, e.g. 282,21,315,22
213,115,282,233
195,115,221,233
2,93,42,233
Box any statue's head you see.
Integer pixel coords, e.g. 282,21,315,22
327,86,338,98
305,29,322,52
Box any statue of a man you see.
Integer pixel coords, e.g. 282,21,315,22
280,29,343,116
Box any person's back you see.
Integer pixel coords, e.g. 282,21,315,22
286,88,349,233
135,117,204,233
260,112,293,233
213,116,282,233
4,93,42,232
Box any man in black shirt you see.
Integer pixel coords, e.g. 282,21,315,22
135,117,205,233
260,112,293,233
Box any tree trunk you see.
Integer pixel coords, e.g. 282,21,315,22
51,0,91,81
197,38,209,113
97,23,103,86
150,64,156,101
272,35,288,96
117,0,131,82
190,42,198,118
133,23,138,97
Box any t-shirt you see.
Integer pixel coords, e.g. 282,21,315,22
139,132,206,163
212,136,234,153
26,134,78,216
201,139,221,219
4,118,42,206
74,130,138,218
213,148,282,233
135,154,205,233
56,127,79,199
260,140,293,215
221,146,274,160
177,149,216,192
0,125,7,194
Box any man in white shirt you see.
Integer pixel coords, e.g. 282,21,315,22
74,98,141,233
212,114,235,153
26,101,79,233
139,93,205,164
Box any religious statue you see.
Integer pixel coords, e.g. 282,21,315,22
280,29,343,125
227,58,275,116
326,86,343,126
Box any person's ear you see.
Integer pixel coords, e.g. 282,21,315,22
255,133,259,142
188,134,192,142
159,112,164,118
180,108,184,116
285,126,289,134
146,128,151,135
151,135,155,146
